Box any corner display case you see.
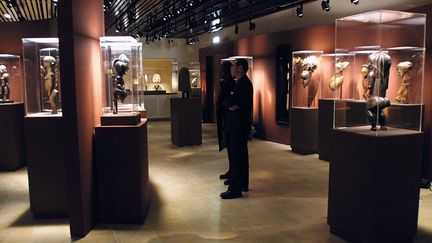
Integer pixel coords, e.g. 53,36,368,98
0,54,25,170
318,53,354,160
22,38,68,217
290,50,322,154
100,36,144,125
328,10,426,243
23,38,62,116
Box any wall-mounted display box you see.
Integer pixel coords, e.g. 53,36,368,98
143,58,173,93
100,36,144,125
290,50,322,154
22,38,68,217
0,54,25,170
328,10,426,243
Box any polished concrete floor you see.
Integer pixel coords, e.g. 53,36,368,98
1,121,432,242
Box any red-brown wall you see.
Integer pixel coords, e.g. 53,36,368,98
201,4,432,178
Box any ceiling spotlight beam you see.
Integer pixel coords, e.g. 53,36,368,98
296,3,303,18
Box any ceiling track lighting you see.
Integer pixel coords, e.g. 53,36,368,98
351,0,359,5
234,24,239,34
296,3,303,18
321,0,330,12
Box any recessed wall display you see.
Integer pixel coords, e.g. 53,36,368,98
100,36,144,125
22,38,62,117
275,45,291,124
143,59,173,93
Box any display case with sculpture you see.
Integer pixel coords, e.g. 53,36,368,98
290,50,322,154
22,38,68,216
189,62,201,98
0,54,25,170
100,36,144,125
318,53,353,160
96,36,149,222
328,10,426,243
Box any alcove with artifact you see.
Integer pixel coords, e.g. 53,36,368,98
290,50,322,154
327,10,426,243
22,37,68,217
96,36,149,223
0,54,25,170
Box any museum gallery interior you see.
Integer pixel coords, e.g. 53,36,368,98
0,0,432,242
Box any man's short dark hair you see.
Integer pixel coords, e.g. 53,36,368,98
235,58,249,73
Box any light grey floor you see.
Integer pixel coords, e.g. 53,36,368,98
0,121,431,242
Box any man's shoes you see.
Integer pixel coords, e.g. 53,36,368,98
220,190,242,199
224,179,231,185
219,172,230,180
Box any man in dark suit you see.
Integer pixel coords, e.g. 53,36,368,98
220,58,253,199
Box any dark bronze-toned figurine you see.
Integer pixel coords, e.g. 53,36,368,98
178,67,191,99
366,51,391,131
42,56,60,114
112,54,129,114
0,64,11,103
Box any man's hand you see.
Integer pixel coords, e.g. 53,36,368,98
229,105,240,111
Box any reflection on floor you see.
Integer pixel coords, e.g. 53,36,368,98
0,121,432,242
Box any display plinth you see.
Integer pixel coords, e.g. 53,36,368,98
170,98,202,146
290,107,318,154
386,104,423,131
328,127,422,243
100,112,141,126
25,115,68,217
0,103,25,170
346,100,368,126
318,99,334,161
95,119,150,223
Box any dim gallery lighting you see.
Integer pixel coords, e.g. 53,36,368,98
321,0,330,12
3,13,12,19
212,36,220,44
296,4,304,18
351,0,359,4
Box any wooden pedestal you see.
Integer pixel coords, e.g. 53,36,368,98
170,98,202,146
0,103,25,170
95,119,150,223
25,115,68,217
318,99,334,161
328,127,423,243
290,107,318,154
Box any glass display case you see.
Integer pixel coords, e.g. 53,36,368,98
320,53,354,100
291,50,323,108
0,54,22,103
100,36,144,123
22,38,62,116
334,10,426,132
189,62,201,89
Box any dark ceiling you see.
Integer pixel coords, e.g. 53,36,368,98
0,0,57,22
104,0,314,43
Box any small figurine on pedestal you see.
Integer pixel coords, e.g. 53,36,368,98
360,64,369,100
0,64,12,103
178,67,191,99
112,54,129,114
329,61,350,91
366,52,391,131
42,56,60,114
395,61,414,104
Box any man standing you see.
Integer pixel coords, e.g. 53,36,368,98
220,58,253,199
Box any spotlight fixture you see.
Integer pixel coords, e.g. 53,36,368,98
351,0,359,4
115,21,122,33
53,0,58,6
249,19,256,31
321,0,330,12
296,4,304,18
234,24,239,34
